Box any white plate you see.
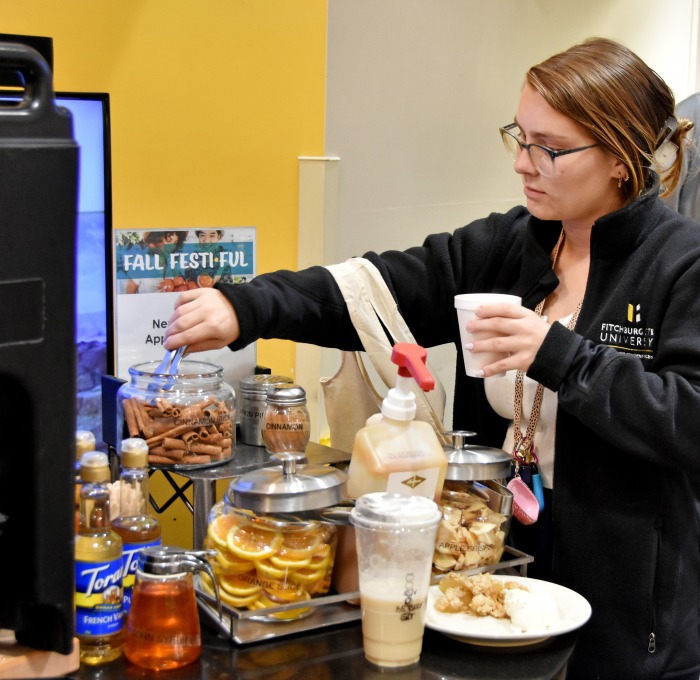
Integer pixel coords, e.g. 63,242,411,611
425,575,591,647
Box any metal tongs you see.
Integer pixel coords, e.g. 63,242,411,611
148,345,187,392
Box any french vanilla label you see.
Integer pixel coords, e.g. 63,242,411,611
75,557,124,636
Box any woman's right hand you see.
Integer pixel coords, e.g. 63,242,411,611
164,287,240,353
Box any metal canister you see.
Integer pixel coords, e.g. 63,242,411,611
238,375,293,446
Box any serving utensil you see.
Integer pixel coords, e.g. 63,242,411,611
148,345,186,392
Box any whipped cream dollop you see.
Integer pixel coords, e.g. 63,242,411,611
503,587,560,632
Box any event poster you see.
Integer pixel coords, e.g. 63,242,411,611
113,227,257,386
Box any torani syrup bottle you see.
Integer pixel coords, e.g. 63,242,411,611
75,450,124,665
112,438,162,619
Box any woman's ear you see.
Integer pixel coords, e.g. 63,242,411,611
610,155,628,181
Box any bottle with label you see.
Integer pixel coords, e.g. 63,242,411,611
346,343,448,501
336,344,448,598
111,438,162,619
74,430,96,534
75,450,124,665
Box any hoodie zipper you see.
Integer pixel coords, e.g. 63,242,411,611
647,525,661,654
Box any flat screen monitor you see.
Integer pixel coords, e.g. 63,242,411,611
56,92,114,447
0,90,113,448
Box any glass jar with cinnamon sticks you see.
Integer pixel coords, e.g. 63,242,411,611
117,360,235,469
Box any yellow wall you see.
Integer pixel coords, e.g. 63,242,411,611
2,0,327,377
2,0,327,546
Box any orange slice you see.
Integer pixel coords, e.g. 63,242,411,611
248,599,270,611
255,558,288,580
262,585,307,603
215,548,255,574
305,553,331,572
201,572,260,609
219,588,261,609
280,529,322,559
207,513,241,550
257,590,312,620
200,572,216,594
227,526,283,561
220,573,263,597
312,543,331,559
289,566,326,586
269,551,312,569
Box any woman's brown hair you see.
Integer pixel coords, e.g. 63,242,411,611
526,37,692,199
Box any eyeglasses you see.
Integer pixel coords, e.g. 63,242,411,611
499,123,598,176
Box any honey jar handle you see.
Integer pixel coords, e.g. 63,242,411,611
179,552,222,620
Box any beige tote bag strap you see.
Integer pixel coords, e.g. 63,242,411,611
325,258,447,440
319,350,383,453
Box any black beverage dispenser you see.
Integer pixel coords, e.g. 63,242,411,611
0,41,78,654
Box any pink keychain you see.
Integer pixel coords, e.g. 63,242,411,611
507,476,540,525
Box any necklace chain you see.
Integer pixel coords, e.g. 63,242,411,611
512,232,583,462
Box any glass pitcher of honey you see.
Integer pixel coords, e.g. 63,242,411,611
124,546,221,671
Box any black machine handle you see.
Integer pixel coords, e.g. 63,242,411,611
0,41,56,121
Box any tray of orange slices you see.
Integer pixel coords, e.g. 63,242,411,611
196,501,362,644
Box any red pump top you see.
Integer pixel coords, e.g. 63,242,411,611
391,342,434,392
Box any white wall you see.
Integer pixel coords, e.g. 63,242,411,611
307,0,699,438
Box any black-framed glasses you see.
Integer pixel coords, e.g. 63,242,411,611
499,123,598,176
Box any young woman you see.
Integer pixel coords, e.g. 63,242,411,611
164,38,700,679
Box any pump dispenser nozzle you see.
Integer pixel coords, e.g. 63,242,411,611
381,343,435,421
391,343,434,391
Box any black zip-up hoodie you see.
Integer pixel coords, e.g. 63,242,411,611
221,187,700,679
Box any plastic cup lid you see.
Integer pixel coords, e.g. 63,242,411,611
349,492,442,529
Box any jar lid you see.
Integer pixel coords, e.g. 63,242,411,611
79,451,111,483
228,453,347,513
266,384,307,406
75,430,96,460
239,374,293,395
443,430,511,481
120,437,149,468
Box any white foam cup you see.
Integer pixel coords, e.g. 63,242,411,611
454,293,522,377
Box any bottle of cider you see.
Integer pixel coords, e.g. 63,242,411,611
335,343,448,598
112,438,162,619
75,451,124,665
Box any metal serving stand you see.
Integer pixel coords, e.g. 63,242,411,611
101,373,535,645
139,435,533,645
195,545,533,645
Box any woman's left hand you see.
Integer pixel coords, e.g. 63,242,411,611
465,302,551,376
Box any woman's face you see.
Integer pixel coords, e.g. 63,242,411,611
513,84,626,229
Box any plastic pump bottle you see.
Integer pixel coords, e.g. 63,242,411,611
345,342,448,502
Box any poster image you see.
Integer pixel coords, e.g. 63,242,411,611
115,227,255,294
113,227,257,385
